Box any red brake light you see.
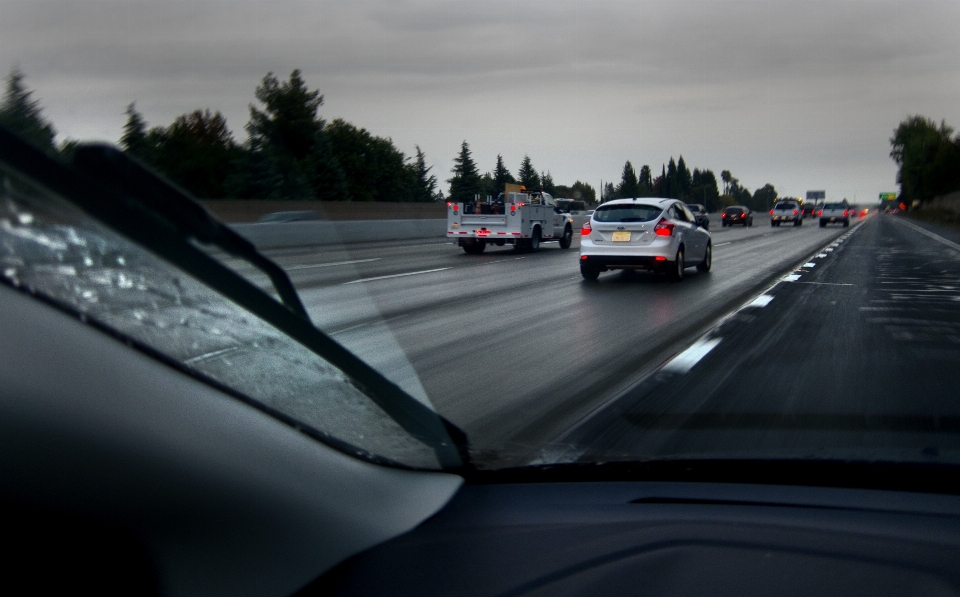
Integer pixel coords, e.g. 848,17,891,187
721,213,727,218
769,210,774,215
654,217,675,236
818,210,823,216
581,220,592,236
655,256,667,262
793,209,798,215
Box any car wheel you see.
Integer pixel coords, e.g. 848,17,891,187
580,264,600,280
558,226,572,249
462,240,485,254
771,221,776,227
529,228,541,251
697,242,712,272
669,247,685,281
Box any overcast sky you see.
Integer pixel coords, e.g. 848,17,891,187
2,0,958,202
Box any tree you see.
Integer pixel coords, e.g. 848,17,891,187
152,109,240,198
637,165,654,197
540,170,557,195
569,181,597,203
677,155,692,199
690,168,721,211
120,103,152,162
448,140,481,203
408,145,437,202
752,183,778,210
721,170,732,195
233,70,347,200
616,161,639,198
326,118,408,202
602,182,616,202
517,155,540,190
890,115,960,204
0,68,57,155
492,154,516,194
665,158,679,199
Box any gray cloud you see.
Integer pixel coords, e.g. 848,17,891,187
2,0,958,199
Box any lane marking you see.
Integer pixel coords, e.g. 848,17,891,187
894,217,960,252
662,338,722,374
185,346,243,364
803,262,817,268
714,242,731,247
746,294,775,308
286,258,380,271
783,274,802,281
817,253,828,258
343,267,451,285
799,281,854,286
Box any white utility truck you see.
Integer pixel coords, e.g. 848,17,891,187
447,185,574,254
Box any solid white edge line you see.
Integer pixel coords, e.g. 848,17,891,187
894,217,960,252
343,267,451,284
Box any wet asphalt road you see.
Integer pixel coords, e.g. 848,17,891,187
229,212,958,465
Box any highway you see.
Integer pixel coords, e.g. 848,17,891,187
245,213,960,467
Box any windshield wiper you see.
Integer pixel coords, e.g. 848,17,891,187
0,127,470,470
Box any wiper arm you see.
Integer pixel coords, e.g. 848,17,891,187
72,144,309,319
0,127,470,470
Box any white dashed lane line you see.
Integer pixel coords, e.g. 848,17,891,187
343,267,451,285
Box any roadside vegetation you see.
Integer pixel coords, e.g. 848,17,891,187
2,67,780,209
889,116,960,228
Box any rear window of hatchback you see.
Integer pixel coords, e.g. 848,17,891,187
593,204,663,223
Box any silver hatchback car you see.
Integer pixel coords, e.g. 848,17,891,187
579,198,712,281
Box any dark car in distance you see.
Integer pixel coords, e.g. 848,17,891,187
685,203,710,230
721,205,753,227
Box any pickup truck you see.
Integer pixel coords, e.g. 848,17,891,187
447,189,574,254
819,202,851,227
770,200,803,227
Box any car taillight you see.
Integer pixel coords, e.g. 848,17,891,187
721,213,727,219
654,217,675,236
843,210,849,216
818,210,823,216
793,209,798,215
769,210,774,215
581,220,592,236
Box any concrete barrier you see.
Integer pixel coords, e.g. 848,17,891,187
230,219,447,249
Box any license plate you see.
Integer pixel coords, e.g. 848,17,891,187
612,231,631,242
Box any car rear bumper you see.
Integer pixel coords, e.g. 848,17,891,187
579,254,671,271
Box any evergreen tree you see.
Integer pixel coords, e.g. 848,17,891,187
677,155,692,198
448,140,481,203
616,160,639,198
570,181,597,203
638,164,652,188
408,145,437,202
659,164,667,197
492,154,516,193
119,103,152,162
540,170,557,195
602,181,616,202
326,118,408,202
517,155,540,190
152,109,239,198
665,158,679,199
247,70,323,160
0,68,57,155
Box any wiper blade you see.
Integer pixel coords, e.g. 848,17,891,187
0,127,469,470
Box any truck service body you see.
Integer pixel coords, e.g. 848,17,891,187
447,187,574,254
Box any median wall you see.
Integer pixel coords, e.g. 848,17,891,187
230,219,447,248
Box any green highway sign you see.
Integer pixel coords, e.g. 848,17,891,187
879,193,897,201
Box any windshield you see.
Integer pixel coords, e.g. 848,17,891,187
2,0,959,484
593,204,662,223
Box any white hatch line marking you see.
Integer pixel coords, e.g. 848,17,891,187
783,274,802,282
343,267,451,285
746,294,775,308
895,217,960,252
286,258,380,271
817,253,828,258
803,262,817,268
662,338,722,374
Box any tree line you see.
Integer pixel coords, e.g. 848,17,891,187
2,67,782,210
890,115,960,206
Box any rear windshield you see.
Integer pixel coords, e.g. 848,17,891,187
823,203,845,209
774,203,796,209
594,204,662,222
723,207,744,214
